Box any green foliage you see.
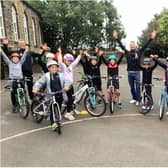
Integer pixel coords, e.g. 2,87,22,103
138,8,168,58
28,0,125,51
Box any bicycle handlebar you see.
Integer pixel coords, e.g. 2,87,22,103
35,90,64,97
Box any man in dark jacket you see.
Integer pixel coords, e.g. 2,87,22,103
113,30,157,105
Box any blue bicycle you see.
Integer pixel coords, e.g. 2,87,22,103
153,78,168,120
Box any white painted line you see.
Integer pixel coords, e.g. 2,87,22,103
0,113,158,143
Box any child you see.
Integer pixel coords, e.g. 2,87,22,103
83,55,104,93
32,60,70,131
58,50,82,120
138,57,157,109
102,54,124,108
0,49,28,112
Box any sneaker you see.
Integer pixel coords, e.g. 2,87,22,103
129,99,136,104
73,109,81,115
64,112,75,121
151,105,154,110
136,101,140,106
38,111,48,116
117,103,123,109
51,123,57,131
166,112,168,115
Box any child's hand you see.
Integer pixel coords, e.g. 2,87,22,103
135,53,138,59
63,86,70,92
32,88,39,93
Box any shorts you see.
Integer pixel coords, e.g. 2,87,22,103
107,79,119,89
92,78,102,91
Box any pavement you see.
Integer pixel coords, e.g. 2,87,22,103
0,64,168,167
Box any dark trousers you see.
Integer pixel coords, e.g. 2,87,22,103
24,76,34,100
10,80,24,106
66,86,74,113
50,97,63,124
128,71,141,101
142,85,153,105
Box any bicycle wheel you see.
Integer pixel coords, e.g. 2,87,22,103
109,91,114,114
138,94,152,115
159,95,166,120
31,99,44,123
84,93,106,117
18,94,29,119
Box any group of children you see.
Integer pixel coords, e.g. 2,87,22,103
1,34,168,130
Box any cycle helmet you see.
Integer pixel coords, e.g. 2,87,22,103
64,53,74,62
108,55,117,61
89,56,98,60
143,58,150,65
46,52,54,59
47,60,59,68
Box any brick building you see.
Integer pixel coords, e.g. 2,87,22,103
0,0,43,79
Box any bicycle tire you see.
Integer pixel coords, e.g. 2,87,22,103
18,94,29,119
31,100,44,123
56,122,62,135
159,95,166,120
109,91,114,114
138,94,152,115
84,92,106,117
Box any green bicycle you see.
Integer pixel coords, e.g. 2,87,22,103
9,78,30,119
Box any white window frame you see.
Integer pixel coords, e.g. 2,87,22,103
0,1,5,38
23,13,29,44
32,18,37,46
12,6,18,41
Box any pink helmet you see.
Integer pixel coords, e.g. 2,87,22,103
64,54,74,62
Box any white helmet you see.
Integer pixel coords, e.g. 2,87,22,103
47,60,59,68
46,52,54,59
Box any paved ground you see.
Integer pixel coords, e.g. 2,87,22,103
0,64,168,167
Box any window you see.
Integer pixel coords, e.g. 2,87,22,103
0,1,5,38
12,6,18,41
23,13,29,44
32,18,36,46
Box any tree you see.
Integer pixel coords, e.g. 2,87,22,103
28,0,125,51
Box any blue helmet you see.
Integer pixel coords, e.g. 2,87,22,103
108,55,117,61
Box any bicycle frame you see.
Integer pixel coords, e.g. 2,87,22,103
159,86,168,107
73,84,88,104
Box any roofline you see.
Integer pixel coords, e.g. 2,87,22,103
22,0,42,19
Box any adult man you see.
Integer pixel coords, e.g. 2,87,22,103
113,30,157,105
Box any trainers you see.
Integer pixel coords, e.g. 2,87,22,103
51,123,57,131
73,109,81,115
64,112,75,121
129,99,136,104
38,111,48,116
117,103,123,109
136,101,140,106
166,112,168,115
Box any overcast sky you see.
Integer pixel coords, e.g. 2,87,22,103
113,0,168,47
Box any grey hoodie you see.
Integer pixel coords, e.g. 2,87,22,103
1,50,28,79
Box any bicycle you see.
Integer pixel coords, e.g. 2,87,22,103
138,82,154,115
61,75,106,117
106,76,122,114
153,77,168,120
8,77,30,119
31,91,63,134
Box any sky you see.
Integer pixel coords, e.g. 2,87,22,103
113,0,168,48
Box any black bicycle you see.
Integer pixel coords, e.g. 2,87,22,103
138,82,154,114
31,91,63,134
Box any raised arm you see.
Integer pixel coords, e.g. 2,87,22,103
101,55,108,66
20,51,28,64
117,53,125,65
33,74,47,92
0,49,10,65
139,30,157,55
69,54,81,69
113,30,127,52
